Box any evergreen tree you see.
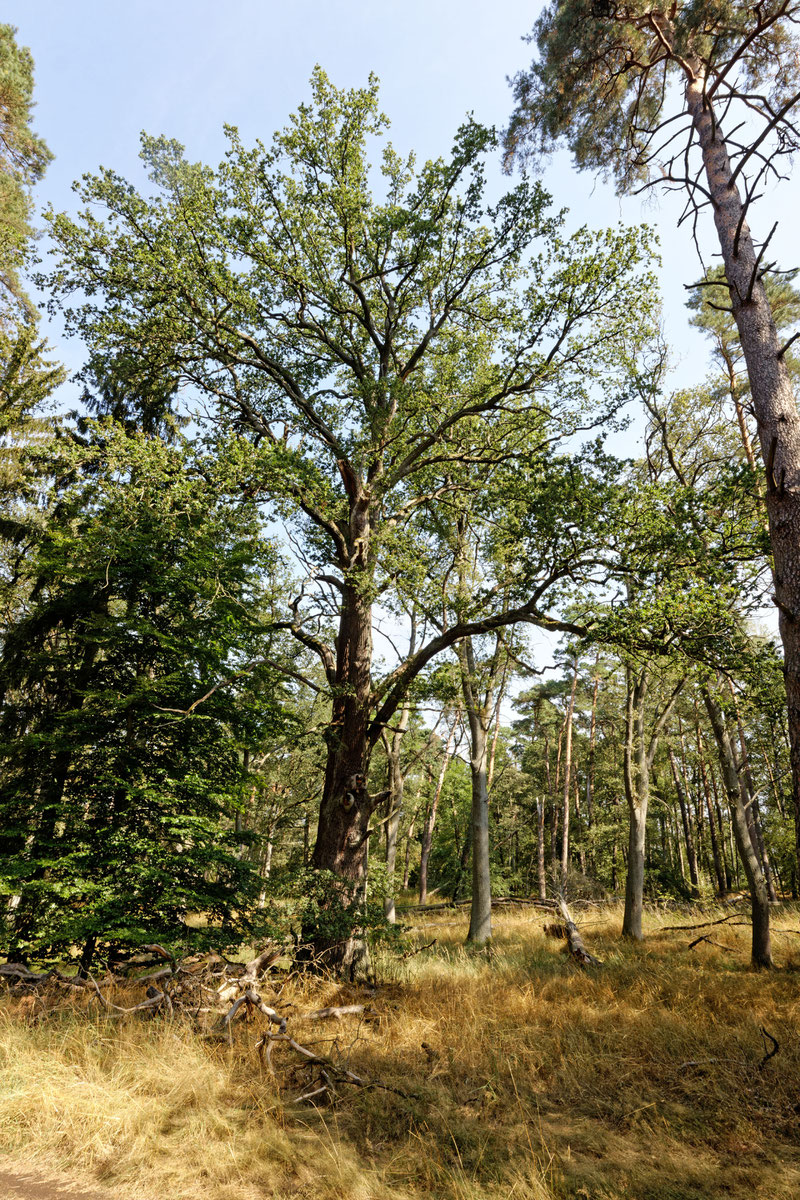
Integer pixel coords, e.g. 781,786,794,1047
0,418,288,968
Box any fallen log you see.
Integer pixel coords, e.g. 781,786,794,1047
555,897,602,968
302,1004,366,1021
661,912,747,932
403,896,557,914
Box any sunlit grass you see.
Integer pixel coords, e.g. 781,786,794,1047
2,902,800,1198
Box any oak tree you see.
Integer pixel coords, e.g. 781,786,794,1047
44,72,655,964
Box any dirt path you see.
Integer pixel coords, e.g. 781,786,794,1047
0,1162,121,1200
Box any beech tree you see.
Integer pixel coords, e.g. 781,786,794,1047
504,0,800,879
44,72,655,965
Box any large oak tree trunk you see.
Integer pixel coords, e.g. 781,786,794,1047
687,71,800,883
308,484,378,975
311,580,374,883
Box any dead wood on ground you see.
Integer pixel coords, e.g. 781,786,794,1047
553,897,603,968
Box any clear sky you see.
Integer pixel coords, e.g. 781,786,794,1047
12,0,794,405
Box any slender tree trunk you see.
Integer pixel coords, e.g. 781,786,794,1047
586,666,599,874
695,719,726,898
263,814,277,879
622,668,648,940
703,687,772,968
611,794,620,892
669,747,700,895
536,794,547,900
672,801,687,883
727,685,779,901
452,820,472,902
552,726,563,875
402,808,418,891
709,770,733,893
419,711,458,906
560,656,578,885
574,774,587,876
460,637,493,945
622,670,682,939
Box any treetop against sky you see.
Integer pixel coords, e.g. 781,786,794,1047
9,0,796,417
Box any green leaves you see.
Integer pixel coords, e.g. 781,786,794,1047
0,410,294,963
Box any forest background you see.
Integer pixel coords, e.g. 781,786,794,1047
3,4,800,1200
4,0,800,959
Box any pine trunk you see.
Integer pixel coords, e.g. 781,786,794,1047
687,72,800,885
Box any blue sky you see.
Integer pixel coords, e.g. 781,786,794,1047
13,0,796,406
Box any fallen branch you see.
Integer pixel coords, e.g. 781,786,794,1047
403,896,557,913
556,897,602,968
141,943,176,966
661,912,747,932
399,939,437,960
302,1004,366,1021
759,1026,779,1070
256,1030,417,1101
688,934,735,952
218,987,286,1042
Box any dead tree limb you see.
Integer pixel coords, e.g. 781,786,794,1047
661,912,747,932
302,1004,367,1021
759,1026,779,1070
556,897,602,967
687,934,735,952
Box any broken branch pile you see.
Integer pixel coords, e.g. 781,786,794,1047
0,945,399,1105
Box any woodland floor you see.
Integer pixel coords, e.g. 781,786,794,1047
1,901,800,1200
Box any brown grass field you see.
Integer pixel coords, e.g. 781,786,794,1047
2,901,800,1200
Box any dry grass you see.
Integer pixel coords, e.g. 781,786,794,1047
2,902,800,1199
